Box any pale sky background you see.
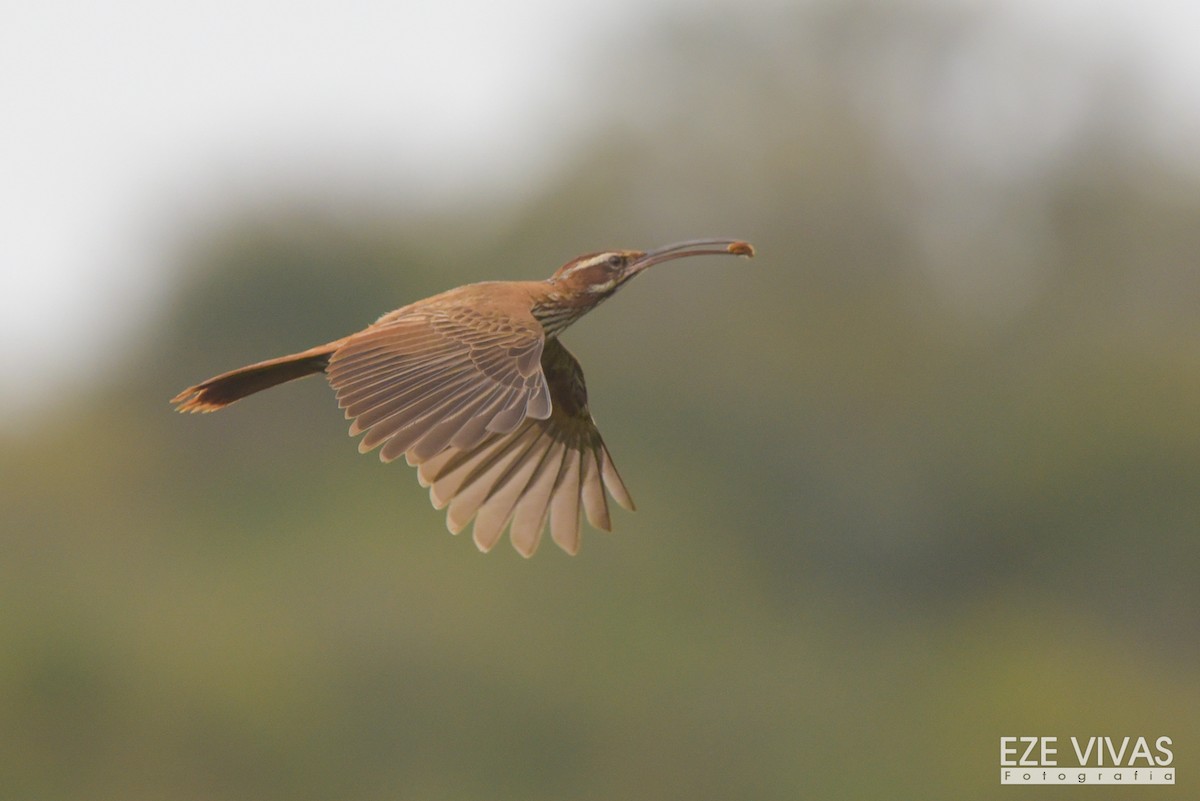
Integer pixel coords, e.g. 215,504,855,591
2,0,1198,419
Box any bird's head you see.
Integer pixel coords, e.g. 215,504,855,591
548,239,755,300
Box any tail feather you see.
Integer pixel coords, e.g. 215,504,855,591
172,340,343,413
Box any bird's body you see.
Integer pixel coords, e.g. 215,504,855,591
174,239,754,556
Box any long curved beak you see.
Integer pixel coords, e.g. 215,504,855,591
626,238,755,277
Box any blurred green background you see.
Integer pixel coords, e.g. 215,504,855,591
3,2,1198,799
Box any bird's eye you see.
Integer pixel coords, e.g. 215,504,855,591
607,254,624,268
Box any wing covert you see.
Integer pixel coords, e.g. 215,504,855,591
325,300,551,463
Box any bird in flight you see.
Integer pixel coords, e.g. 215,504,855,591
173,238,755,556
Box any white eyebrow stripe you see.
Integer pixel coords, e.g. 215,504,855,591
561,253,614,277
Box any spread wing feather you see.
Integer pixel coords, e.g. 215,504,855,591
408,339,634,556
326,303,550,461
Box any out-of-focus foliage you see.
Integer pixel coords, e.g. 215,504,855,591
3,3,1198,799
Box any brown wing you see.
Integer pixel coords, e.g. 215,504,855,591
325,300,552,464
408,339,634,557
